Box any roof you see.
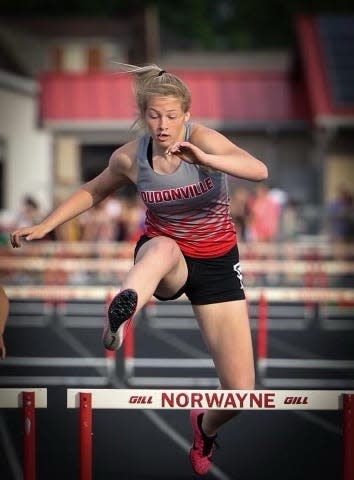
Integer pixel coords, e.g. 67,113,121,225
39,69,310,131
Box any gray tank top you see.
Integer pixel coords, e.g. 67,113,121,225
136,122,236,257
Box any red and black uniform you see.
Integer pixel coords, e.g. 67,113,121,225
135,122,245,304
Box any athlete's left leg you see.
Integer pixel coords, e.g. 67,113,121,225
192,299,255,435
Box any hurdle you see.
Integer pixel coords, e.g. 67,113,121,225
4,285,354,387
256,289,354,388
0,354,116,386
1,239,353,259
1,256,353,288
67,388,354,480
0,286,119,387
121,288,354,387
0,286,118,386
4,285,354,304
0,388,47,480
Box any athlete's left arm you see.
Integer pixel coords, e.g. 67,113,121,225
167,124,268,181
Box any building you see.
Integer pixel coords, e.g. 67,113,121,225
0,12,353,233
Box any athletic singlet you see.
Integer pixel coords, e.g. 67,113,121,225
136,122,237,258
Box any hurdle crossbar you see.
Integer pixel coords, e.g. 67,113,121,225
4,285,354,303
1,239,353,258
67,389,354,480
1,256,353,274
1,356,112,367
67,389,352,410
126,357,214,368
259,359,354,370
0,353,116,386
0,388,47,480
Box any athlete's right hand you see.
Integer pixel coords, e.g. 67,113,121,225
10,224,51,248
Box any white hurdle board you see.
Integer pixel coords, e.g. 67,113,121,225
67,389,354,410
0,388,47,408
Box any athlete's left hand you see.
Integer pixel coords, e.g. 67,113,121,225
166,141,207,165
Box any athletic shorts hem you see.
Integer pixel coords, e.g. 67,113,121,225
189,291,246,306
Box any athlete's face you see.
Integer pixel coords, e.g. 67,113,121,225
144,96,190,151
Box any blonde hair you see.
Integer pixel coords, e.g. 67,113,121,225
115,63,191,124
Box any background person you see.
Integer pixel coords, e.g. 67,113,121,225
247,183,281,242
230,186,251,241
10,64,268,476
326,186,354,242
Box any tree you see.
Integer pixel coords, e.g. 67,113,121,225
1,0,354,49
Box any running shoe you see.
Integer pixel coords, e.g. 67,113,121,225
189,409,217,475
102,289,138,351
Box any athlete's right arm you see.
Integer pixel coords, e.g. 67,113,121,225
10,147,134,248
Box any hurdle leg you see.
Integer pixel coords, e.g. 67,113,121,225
343,393,354,480
79,392,92,480
257,292,268,379
123,320,135,380
23,391,36,480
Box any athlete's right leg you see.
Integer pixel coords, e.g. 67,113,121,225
122,235,188,311
103,236,188,350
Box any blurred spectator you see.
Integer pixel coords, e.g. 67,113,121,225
0,210,15,244
77,194,125,241
247,183,281,241
0,195,44,244
79,201,116,241
53,193,122,242
15,195,42,228
279,198,304,240
51,192,80,241
326,186,354,242
230,187,250,241
269,185,288,207
103,194,123,240
118,193,145,242
54,218,80,241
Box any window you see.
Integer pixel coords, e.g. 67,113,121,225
51,46,64,72
87,47,104,72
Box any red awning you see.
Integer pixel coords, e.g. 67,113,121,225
39,70,309,128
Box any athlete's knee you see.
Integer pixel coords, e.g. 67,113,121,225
142,236,182,263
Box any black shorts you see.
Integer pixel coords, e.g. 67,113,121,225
134,235,246,305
